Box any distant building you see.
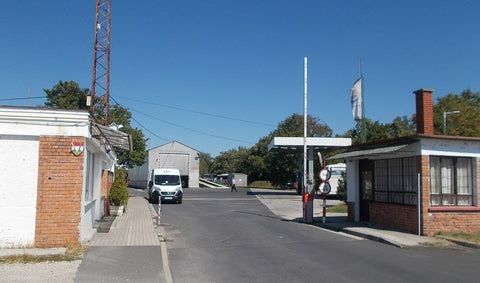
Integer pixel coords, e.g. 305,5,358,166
129,141,200,188
229,173,248,187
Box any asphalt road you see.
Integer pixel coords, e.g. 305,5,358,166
156,187,480,283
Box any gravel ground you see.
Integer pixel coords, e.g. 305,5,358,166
0,260,81,282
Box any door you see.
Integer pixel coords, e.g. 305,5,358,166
359,159,374,222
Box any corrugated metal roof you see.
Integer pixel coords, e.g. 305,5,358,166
328,144,409,159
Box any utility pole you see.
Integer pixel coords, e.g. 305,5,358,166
89,0,111,126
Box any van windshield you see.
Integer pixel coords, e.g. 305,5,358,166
155,175,180,186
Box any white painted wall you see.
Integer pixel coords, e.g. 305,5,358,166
0,107,117,246
346,159,360,222
421,139,480,157
0,136,39,247
0,107,90,137
79,139,115,242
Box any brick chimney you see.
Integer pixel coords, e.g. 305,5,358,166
413,88,435,135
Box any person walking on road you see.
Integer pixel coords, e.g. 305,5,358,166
231,178,237,192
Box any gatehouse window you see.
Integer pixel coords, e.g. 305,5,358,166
374,157,417,205
430,156,473,206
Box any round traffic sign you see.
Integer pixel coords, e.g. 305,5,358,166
319,182,331,194
319,168,331,181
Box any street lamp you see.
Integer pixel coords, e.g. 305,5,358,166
443,110,460,135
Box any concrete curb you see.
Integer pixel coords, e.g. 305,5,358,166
437,236,480,249
314,223,404,248
0,247,66,257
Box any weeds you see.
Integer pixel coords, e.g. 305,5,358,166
436,232,480,244
0,244,87,264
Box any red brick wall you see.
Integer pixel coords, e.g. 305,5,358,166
370,203,418,234
423,211,480,235
414,89,434,135
422,157,480,236
35,136,84,248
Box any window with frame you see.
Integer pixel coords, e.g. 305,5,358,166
85,152,95,201
429,156,473,206
374,157,417,205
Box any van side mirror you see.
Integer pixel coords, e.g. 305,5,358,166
148,181,153,188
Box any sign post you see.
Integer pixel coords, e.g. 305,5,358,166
319,163,331,223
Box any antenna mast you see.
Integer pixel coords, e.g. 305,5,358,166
89,0,111,125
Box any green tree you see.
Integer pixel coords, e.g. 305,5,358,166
337,171,347,203
199,152,214,177
44,80,89,110
390,115,416,138
212,113,332,186
115,125,147,168
43,81,147,168
345,116,415,145
433,89,480,136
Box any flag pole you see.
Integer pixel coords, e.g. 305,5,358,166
360,59,366,143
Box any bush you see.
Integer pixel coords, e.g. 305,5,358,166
108,169,129,206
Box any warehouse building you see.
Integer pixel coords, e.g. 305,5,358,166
129,141,200,188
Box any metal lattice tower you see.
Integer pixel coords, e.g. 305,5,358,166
90,0,111,125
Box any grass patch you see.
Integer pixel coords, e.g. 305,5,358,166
436,232,480,243
249,181,277,189
326,204,347,213
0,244,87,264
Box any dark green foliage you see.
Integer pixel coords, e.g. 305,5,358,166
433,89,480,136
115,125,148,168
337,171,347,203
44,80,89,110
208,113,332,186
43,81,148,169
108,169,129,206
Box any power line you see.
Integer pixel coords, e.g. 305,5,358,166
130,115,170,142
110,95,253,144
0,96,45,101
130,108,254,144
114,95,275,127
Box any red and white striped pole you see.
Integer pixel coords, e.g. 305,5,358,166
157,200,162,225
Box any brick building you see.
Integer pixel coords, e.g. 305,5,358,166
0,106,130,248
331,89,480,236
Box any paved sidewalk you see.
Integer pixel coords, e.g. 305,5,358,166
78,195,172,283
87,196,160,246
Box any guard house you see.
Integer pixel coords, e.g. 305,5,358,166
0,106,131,248
268,137,352,222
330,89,480,236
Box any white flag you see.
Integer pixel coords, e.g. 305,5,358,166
350,78,362,121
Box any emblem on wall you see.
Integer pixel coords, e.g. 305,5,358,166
71,142,84,156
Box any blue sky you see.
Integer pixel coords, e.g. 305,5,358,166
1,0,479,157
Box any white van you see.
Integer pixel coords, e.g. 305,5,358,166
148,168,183,204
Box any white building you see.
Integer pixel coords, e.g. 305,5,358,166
0,106,130,248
